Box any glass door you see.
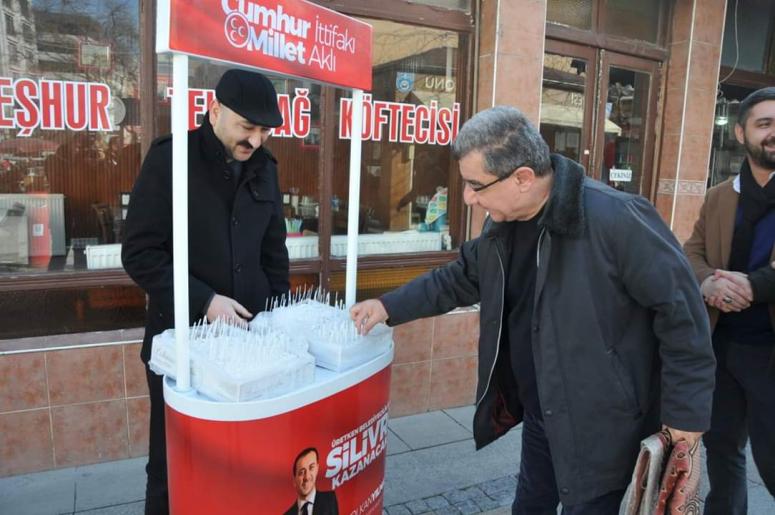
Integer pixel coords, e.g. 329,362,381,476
593,52,661,197
540,42,662,199
540,41,597,172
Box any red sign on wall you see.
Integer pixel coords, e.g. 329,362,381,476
158,0,372,91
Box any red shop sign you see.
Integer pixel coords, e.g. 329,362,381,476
158,0,372,91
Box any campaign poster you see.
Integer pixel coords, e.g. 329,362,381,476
165,365,391,515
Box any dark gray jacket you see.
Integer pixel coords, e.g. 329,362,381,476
381,155,715,505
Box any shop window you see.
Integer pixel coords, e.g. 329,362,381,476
18,0,28,18
720,0,775,74
5,13,15,36
0,286,146,340
540,53,590,165
329,265,436,302
548,0,665,45
332,19,461,257
547,0,593,30
0,0,142,339
407,0,472,12
155,58,323,261
708,84,757,188
602,0,661,44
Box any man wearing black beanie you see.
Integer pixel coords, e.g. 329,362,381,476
122,68,290,515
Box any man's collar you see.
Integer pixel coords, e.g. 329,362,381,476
733,170,775,193
198,113,229,164
297,489,316,510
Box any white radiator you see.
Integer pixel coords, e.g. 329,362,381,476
0,194,66,256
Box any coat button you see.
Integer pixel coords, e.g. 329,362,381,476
561,487,569,495
532,323,540,332
223,170,230,180
234,264,242,273
544,409,553,416
232,217,239,226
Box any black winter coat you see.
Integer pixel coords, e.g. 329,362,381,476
380,154,715,505
122,115,290,362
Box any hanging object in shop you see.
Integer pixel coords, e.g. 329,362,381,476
395,72,415,93
78,42,111,70
0,76,113,137
158,0,372,90
609,168,633,183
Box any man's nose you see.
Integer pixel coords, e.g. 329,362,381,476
248,133,264,149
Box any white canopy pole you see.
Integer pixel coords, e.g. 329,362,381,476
172,53,191,391
345,89,364,308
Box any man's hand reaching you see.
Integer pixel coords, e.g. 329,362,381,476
350,299,389,335
206,294,253,326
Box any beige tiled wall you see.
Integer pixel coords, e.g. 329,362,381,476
0,343,149,477
389,309,479,417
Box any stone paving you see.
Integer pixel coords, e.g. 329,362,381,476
1,405,772,514
384,475,516,515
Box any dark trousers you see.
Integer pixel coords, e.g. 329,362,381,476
703,337,775,515
512,412,625,515
145,366,169,515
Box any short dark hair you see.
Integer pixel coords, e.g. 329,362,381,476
737,87,775,127
452,106,552,178
292,447,318,475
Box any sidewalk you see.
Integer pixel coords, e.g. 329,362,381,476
1,405,772,515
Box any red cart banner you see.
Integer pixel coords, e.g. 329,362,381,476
158,0,372,91
165,365,391,515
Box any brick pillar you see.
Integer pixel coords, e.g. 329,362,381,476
655,0,727,242
470,0,547,238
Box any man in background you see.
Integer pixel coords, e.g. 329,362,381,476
684,87,775,514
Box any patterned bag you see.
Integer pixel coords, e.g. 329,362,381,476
620,430,702,515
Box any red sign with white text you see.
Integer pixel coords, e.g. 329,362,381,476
0,77,113,137
160,0,372,91
164,87,461,145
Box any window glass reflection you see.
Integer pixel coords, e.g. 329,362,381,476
540,53,589,164
332,19,461,256
0,0,141,274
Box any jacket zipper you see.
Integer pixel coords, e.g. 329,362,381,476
476,238,506,408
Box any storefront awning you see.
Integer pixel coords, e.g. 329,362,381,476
541,89,622,135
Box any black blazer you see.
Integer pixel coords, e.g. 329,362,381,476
122,115,290,362
283,490,339,515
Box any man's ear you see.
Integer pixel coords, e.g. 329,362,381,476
514,167,537,189
208,99,221,124
734,123,745,145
